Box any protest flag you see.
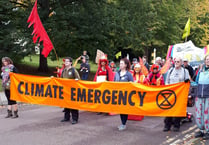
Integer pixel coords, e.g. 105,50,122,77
182,18,190,39
115,51,121,59
27,0,54,58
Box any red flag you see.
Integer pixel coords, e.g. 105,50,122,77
27,0,54,57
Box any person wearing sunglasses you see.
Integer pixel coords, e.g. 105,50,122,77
163,57,190,132
146,64,164,86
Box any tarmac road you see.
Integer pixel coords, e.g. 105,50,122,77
0,102,204,145
1,91,208,145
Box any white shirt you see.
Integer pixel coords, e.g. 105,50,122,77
166,67,189,85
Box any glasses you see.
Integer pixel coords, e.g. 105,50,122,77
175,61,180,63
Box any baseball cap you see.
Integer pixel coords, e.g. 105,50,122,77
183,58,188,62
132,58,138,63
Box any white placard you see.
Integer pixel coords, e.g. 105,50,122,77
96,76,107,82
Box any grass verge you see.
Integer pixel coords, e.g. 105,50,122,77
0,55,98,91
20,55,98,73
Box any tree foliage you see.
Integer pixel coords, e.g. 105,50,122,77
1,0,209,64
0,0,33,61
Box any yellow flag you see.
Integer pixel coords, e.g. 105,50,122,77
182,18,190,39
115,51,121,59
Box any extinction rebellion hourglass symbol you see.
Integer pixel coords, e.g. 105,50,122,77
156,90,177,110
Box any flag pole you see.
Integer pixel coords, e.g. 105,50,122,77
185,37,187,42
52,47,60,67
182,18,190,41
154,48,156,64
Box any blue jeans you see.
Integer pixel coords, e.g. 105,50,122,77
120,114,128,125
81,73,89,80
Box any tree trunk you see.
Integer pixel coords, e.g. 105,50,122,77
38,50,48,72
37,0,50,72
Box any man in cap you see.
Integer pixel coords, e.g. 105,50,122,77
163,57,190,132
142,56,150,70
131,58,138,70
183,58,194,81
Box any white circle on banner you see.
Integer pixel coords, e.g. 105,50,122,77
68,72,72,75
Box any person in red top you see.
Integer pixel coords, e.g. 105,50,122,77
93,55,114,82
55,59,65,78
94,55,114,115
109,61,117,72
146,64,165,86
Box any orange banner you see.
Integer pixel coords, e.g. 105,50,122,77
10,73,190,117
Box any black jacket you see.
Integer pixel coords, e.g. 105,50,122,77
184,65,194,80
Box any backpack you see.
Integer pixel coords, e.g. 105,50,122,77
1,65,16,90
167,67,186,84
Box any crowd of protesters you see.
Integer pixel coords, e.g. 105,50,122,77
92,53,209,135
1,52,209,139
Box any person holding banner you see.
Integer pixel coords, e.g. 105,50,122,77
163,57,190,132
94,54,114,115
94,54,114,82
194,54,209,140
60,57,80,124
128,63,145,121
1,57,19,118
114,58,134,131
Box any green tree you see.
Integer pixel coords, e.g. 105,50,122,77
0,0,33,62
37,0,50,72
1,0,209,67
